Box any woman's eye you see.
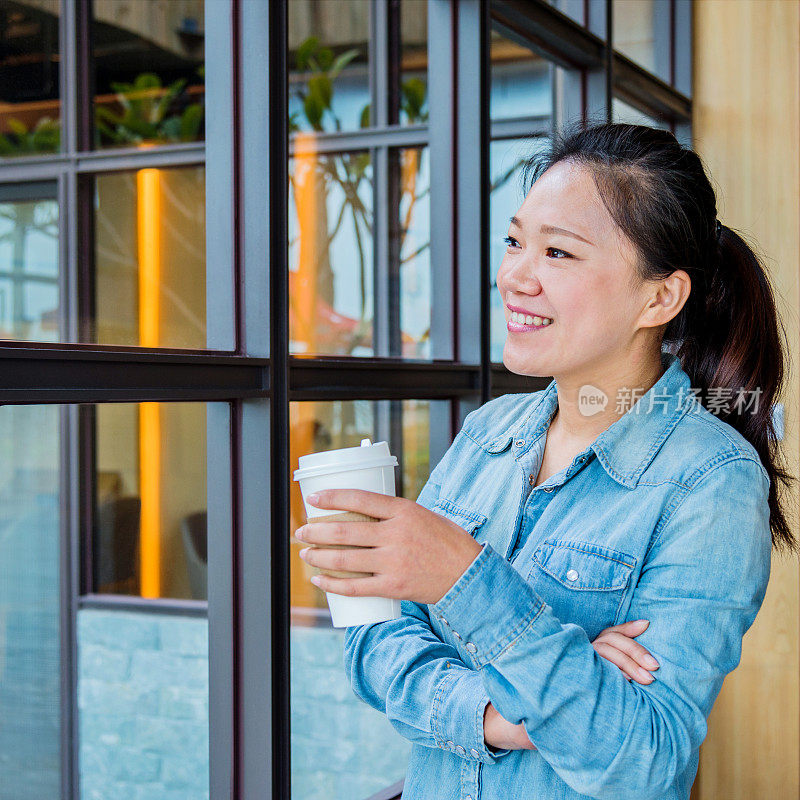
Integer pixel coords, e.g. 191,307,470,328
545,246,572,259
502,235,519,248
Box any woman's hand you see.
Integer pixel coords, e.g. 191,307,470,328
483,702,537,752
295,489,483,605
591,619,659,684
483,619,658,751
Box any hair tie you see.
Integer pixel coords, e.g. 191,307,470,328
715,219,722,241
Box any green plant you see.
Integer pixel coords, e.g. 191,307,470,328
0,117,60,156
95,69,204,145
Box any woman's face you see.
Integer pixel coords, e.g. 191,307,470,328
496,159,653,380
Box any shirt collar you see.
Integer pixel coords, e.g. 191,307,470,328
475,349,691,489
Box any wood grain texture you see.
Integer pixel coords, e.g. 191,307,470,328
693,1,800,797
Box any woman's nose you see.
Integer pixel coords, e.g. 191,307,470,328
497,257,542,295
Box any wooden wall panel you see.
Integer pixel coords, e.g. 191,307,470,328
692,1,800,797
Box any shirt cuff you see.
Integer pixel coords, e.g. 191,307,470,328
430,543,550,669
430,667,511,764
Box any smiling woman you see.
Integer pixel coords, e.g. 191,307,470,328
335,120,796,800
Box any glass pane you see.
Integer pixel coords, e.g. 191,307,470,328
288,150,374,357
0,190,59,341
489,137,549,363
0,405,60,798
543,0,585,25
393,145,430,358
288,0,370,134
398,0,428,126
94,165,206,349
0,1,61,157
78,607,209,799
289,398,448,799
92,0,205,149
92,402,208,600
612,96,669,129
490,26,552,122
613,0,671,84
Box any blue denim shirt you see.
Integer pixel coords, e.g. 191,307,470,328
343,349,772,800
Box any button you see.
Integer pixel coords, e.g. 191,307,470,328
515,438,525,447
446,740,454,748
470,748,480,758
456,745,466,756
465,642,478,653
543,486,554,493
453,631,462,640
566,569,579,581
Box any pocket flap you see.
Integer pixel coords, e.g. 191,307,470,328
431,498,487,533
532,540,636,591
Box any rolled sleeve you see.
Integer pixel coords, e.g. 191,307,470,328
431,543,549,669
430,667,509,763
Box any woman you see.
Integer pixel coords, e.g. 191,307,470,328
295,122,797,799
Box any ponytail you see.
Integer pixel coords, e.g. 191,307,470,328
670,223,797,555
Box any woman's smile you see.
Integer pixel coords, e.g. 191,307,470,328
507,312,553,332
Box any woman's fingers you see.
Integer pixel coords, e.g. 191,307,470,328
592,640,654,684
299,544,377,575
596,630,659,671
601,619,649,636
295,519,384,547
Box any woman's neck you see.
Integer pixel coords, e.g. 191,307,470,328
549,352,667,445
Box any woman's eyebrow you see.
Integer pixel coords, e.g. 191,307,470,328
509,216,595,247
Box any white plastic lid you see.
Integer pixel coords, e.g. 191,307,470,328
292,438,398,480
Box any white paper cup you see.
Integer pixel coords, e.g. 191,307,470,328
293,438,401,628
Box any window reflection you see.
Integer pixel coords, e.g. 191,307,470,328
289,398,444,799
490,27,552,122
0,404,60,799
94,166,206,349
289,149,375,356
612,96,668,129
393,145,430,358
543,0,586,25
0,1,61,157
288,0,370,134
398,0,428,126
92,0,205,149
613,0,670,84
93,402,208,601
0,192,59,340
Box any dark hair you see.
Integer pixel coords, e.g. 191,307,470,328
521,120,797,556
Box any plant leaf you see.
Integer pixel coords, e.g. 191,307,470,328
308,74,332,109
317,46,334,71
296,36,319,70
329,48,360,80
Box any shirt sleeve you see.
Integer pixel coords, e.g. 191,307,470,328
342,430,511,764
429,456,772,800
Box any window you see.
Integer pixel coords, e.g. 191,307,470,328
0,1,690,798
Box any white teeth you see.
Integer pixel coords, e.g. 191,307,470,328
510,311,553,325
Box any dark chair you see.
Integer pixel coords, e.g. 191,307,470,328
182,510,208,600
95,495,141,594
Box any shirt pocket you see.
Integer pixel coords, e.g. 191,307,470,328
526,539,637,642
